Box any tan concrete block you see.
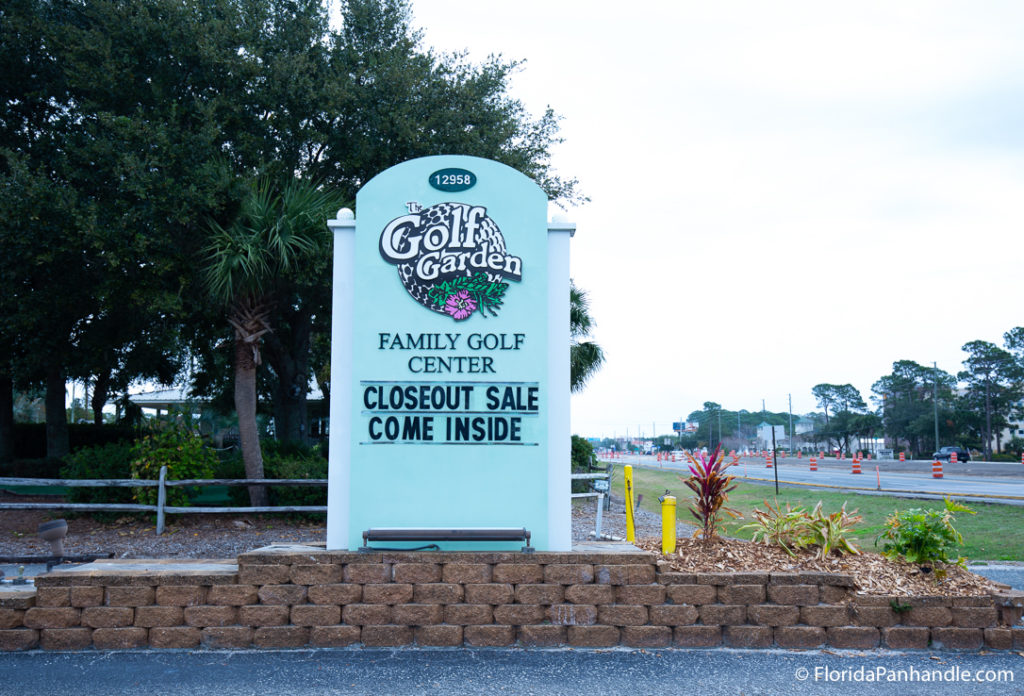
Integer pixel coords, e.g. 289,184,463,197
257,584,307,606
81,607,134,628
747,604,800,627
361,625,413,646
698,604,746,626
615,585,666,605
0,629,38,650
464,583,513,605
649,604,699,626
442,563,492,584
904,606,952,627
291,564,343,585
309,625,361,647
40,628,91,650
393,604,443,626
593,565,630,585
149,626,201,649
951,607,998,628
106,586,155,607
983,627,1012,650
239,605,290,627
155,585,204,607
622,625,671,647
342,604,392,626
767,584,818,606
133,606,183,628
882,626,930,649
548,604,597,626
416,625,463,646
24,607,80,629
724,625,772,648
93,627,148,649
0,609,24,630
931,627,983,650
343,563,391,584
464,624,515,647
444,604,493,625
597,605,647,626
800,605,850,627
362,584,413,605
308,584,362,605
207,585,258,606
775,626,826,648
852,605,899,627
183,605,237,628
820,585,851,604
565,584,614,605
493,604,546,626
627,565,657,584
717,584,766,605
492,564,543,584
514,584,564,605
567,625,619,647
518,625,565,646
253,626,309,648
827,626,880,649
544,564,594,584
393,563,442,584
69,586,104,608
414,583,463,604
238,564,291,585
665,584,716,605
35,588,70,607
201,626,253,648
291,605,341,627
674,625,721,647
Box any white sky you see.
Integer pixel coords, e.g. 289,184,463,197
407,1,1024,438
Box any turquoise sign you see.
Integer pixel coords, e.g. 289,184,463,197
342,155,552,550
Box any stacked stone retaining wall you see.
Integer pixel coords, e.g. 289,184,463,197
1,546,1021,651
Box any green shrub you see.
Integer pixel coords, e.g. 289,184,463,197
740,499,862,560
875,498,976,574
60,442,135,505
130,425,216,506
571,435,596,494
218,441,327,507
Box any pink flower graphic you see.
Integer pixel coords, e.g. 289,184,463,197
443,290,477,320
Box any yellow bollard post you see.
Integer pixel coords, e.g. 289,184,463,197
660,494,676,555
624,465,635,543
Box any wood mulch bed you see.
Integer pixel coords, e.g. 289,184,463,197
636,536,1004,597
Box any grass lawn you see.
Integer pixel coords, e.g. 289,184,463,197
610,465,1024,562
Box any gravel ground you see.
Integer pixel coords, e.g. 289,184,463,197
0,493,697,560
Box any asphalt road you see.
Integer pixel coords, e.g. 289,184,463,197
0,648,1021,695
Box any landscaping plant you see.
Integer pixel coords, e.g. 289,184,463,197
680,445,740,542
875,497,976,575
740,499,862,560
130,424,217,507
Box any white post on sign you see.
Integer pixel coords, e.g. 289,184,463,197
547,214,574,551
326,208,356,550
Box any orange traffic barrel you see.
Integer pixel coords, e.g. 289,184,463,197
765,453,773,468
809,457,817,471
851,458,862,474
932,460,943,478
950,451,958,464
899,452,905,463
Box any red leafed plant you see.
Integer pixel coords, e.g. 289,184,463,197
680,445,741,543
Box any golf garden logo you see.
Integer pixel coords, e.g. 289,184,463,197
378,201,523,321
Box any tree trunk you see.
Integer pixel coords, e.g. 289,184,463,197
0,375,13,465
235,338,267,506
264,313,311,446
45,366,69,459
92,369,111,426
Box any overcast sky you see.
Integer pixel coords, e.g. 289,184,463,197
402,1,1024,438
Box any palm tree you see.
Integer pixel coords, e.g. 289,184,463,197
204,177,344,505
570,280,604,392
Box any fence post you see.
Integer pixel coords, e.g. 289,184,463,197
156,466,167,535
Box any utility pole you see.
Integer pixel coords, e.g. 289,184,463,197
788,394,794,455
933,361,940,452
717,408,721,450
